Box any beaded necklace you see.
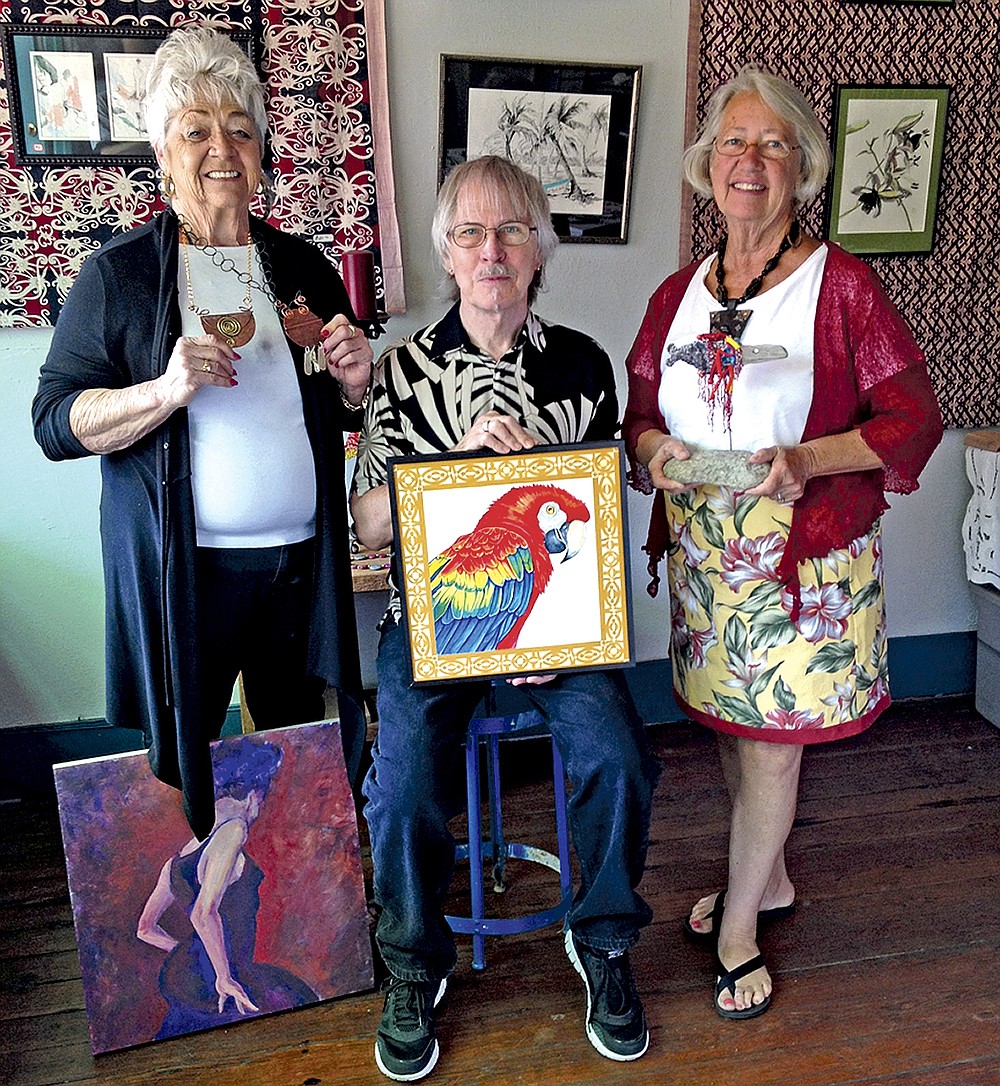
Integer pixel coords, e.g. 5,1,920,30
709,220,800,340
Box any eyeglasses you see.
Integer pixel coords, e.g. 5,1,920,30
714,136,799,160
448,222,537,248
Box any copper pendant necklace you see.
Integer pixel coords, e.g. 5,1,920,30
282,296,326,375
182,236,257,349
179,219,326,373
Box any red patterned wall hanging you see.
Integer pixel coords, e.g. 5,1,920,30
0,0,402,327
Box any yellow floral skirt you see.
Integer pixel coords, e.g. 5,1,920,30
664,485,889,744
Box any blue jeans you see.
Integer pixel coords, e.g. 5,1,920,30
362,618,659,982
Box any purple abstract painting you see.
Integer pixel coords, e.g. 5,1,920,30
54,721,373,1054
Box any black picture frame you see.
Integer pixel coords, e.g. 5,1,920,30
439,54,642,244
1,23,254,167
824,83,949,256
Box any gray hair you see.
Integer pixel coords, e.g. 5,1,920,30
432,155,559,305
683,65,831,205
144,26,268,152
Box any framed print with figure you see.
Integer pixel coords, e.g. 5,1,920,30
825,84,949,255
439,55,642,243
389,442,632,682
1,23,254,166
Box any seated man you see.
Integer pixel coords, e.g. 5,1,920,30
352,155,659,1082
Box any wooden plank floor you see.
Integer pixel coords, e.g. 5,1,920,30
2,696,998,1086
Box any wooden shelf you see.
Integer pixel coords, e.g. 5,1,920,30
351,550,390,593
964,429,1000,452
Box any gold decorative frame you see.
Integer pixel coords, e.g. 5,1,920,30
389,443,632,683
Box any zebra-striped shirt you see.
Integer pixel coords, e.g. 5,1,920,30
353,302,620,619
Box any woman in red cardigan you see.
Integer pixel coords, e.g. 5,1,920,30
623,66,942,1020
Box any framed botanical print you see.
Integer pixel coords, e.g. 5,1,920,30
825,84,949,255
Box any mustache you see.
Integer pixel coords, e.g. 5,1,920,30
475,264,514,280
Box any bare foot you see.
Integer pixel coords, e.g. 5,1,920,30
716,938,771,1013
688,885,796,938
688,891,721,936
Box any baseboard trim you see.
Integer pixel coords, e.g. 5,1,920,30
0,707,244,804
1,633,975,803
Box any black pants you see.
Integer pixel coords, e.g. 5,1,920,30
195,539,326,735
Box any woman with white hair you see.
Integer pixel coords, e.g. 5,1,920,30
623,66,942,1019
33,26,371,839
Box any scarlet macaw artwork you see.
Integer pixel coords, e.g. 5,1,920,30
390,443,631,682
428,484,591,654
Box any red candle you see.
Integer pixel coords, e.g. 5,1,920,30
341,250,378,321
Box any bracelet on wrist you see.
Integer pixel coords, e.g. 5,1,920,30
340,386,369,412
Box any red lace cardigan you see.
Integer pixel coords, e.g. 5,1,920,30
622,242,944,608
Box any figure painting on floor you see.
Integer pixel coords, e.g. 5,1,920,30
55,722,373,1054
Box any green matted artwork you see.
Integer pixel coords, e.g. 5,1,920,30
388,442,632,683
826,84,949,256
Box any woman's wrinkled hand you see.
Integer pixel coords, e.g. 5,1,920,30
643,432,698,492
321,314,373,405
744,445,811,503
159,334,239,407
454,413,539,454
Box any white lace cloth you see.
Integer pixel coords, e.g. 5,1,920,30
963,444,1000,588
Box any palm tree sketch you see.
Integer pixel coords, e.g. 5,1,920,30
496,96,537,160
467,88,610,215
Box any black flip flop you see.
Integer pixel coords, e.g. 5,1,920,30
683,889,796,946
714,953,772,1020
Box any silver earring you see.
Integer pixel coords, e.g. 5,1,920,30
255,171,275,216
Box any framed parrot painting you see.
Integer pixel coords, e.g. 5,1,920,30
389,442,632,683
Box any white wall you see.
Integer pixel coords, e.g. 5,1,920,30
0,0,975,727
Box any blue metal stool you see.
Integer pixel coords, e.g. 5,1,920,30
445,699,572,970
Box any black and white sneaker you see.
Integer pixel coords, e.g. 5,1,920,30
564,929,649,1061
374,975,448,1081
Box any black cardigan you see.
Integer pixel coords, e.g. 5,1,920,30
33,211,366,837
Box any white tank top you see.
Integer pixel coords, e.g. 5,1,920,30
181,243,316,547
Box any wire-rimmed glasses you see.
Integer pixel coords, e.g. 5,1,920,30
448,222,538,248
714,136,799,160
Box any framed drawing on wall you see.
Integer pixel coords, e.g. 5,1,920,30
389,442,632,683
825,84,949,255
439,55,642,243
1,24,254,167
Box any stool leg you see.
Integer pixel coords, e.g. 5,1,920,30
466,731,487,971
551,737,573,905
487,734,507,893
